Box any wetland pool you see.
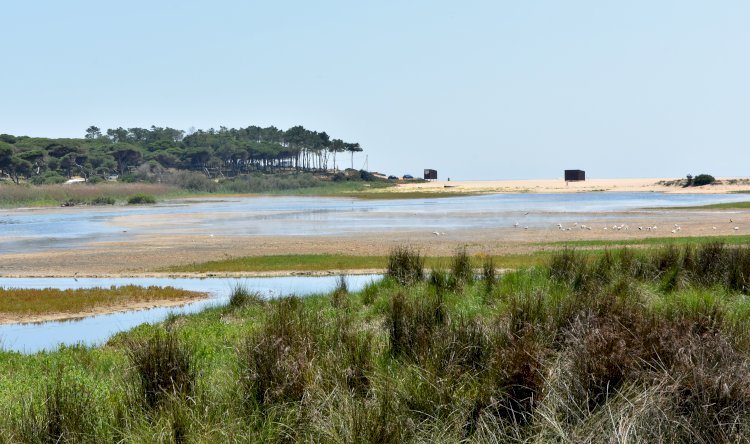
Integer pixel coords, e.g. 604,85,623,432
0,274,379,354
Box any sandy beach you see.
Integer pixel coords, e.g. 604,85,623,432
389,177,750,195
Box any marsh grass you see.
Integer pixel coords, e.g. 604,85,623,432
227,283,263,310
6,245,750,441
16,367,96,443
125,329,196,410
0,183,177,207
238,296,319,408
0,285,204,319
386,246,424,286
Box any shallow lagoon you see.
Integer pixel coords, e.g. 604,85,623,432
0,275,379,354
1,192,748,253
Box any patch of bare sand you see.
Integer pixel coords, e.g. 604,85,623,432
1,208,748,277
391,177,750,195
0,293,208,325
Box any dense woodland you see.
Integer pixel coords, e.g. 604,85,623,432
0,125,363,184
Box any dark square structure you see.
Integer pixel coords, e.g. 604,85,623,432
424,169,438,180
564,169,585,181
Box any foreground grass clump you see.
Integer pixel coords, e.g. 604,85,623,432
386,245,424,285
6,244,750,441
0,285,204,321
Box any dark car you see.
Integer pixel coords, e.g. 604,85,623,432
388,175,398,180
403,174,414,179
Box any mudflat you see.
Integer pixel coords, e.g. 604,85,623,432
1,208,748,277
3,178,750,277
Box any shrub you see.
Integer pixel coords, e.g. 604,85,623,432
29,172,67,185
163,170,218,192
89,195,115,205
127,193,156,204
692,174,716,186
386,246,424,286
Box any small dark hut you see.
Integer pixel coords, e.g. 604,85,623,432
424,169,438,180
564,169,585,181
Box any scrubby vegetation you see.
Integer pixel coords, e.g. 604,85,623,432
126,193,157,205
5,244,750,441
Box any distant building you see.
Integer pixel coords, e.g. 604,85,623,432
424,169,438,180
564,170,585,181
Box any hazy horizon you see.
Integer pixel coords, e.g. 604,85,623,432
3,1,748,180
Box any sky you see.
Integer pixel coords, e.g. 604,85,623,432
2,1,749,180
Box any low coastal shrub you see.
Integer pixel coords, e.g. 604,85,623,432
89,195,115,205
692,174,716,186
126,193,156,204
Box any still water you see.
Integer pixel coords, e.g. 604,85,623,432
0,275,379,354
1,193,748,253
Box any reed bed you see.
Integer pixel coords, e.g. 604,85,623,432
3,244,750,441
0,285,204,318
0,183,178,207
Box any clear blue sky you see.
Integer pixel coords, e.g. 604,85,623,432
2,1,748,180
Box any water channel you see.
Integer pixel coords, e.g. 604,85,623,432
0,275,379,353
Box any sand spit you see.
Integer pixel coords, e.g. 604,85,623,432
390,177,750,195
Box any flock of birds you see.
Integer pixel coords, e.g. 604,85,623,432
430,220,741,236
509,220,741,233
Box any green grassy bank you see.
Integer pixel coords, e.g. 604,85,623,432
4,244,750,441
164,253,547,273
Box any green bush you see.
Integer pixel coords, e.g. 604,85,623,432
692,174,716,186
127,193,156,204
29,172,67,185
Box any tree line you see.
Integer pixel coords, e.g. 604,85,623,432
0,125,363,184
